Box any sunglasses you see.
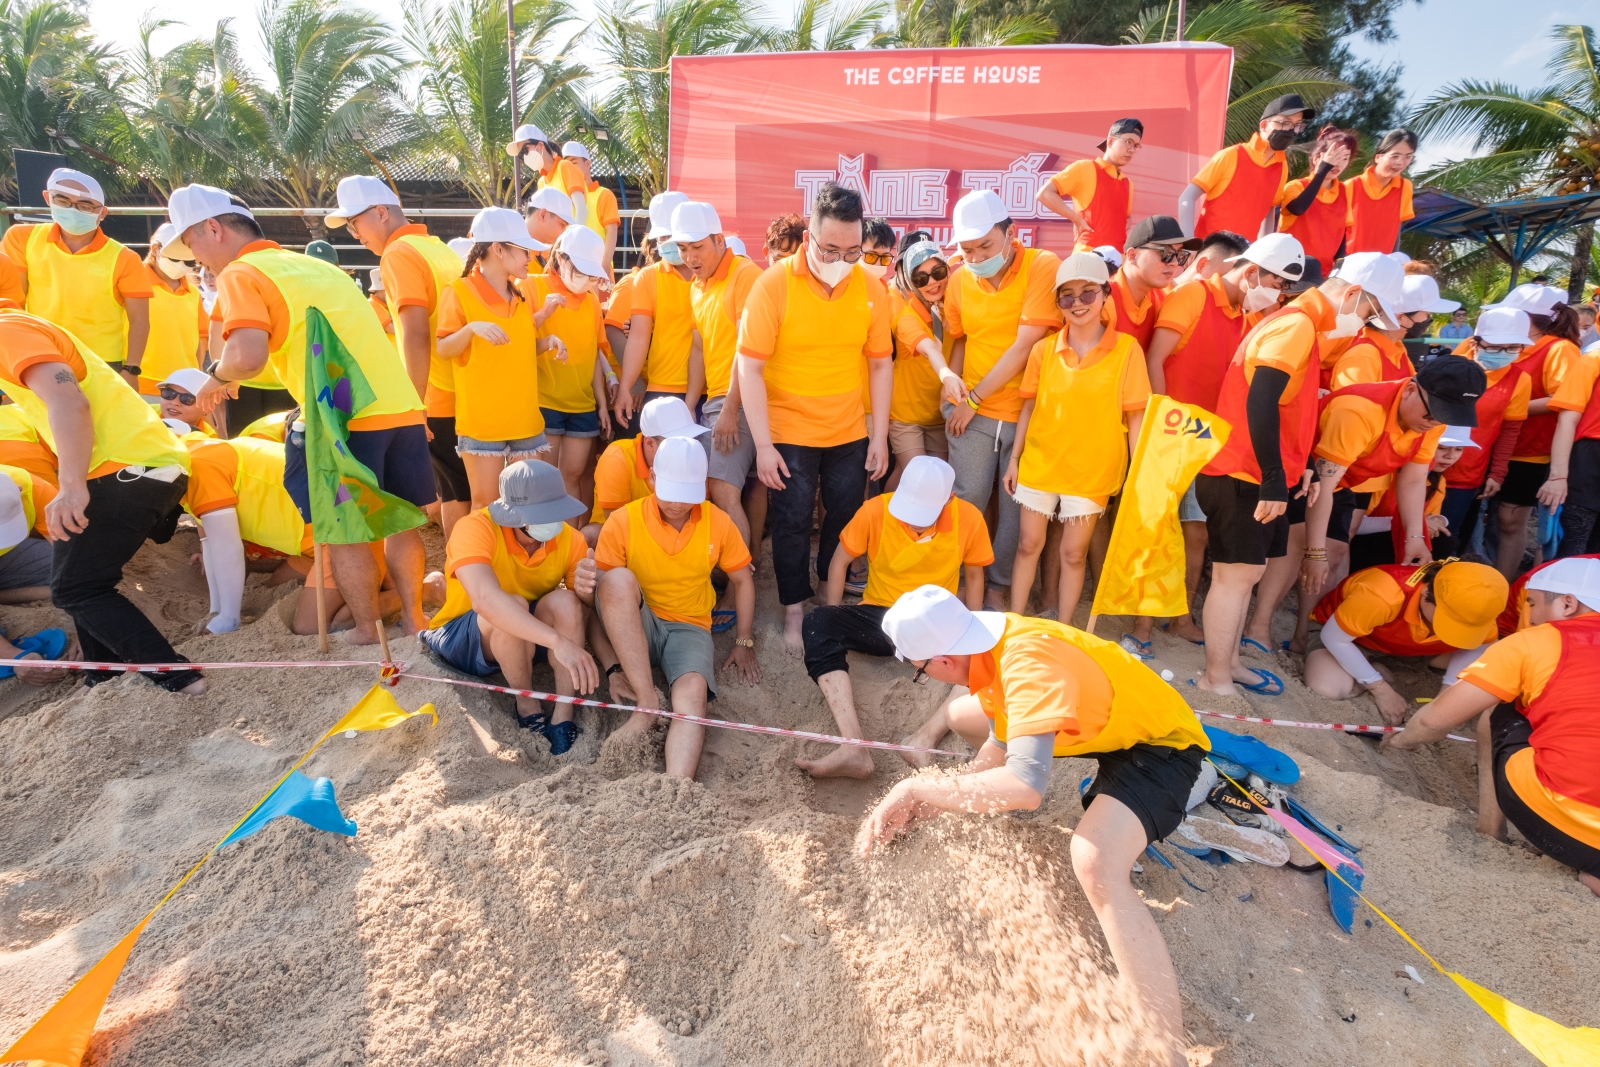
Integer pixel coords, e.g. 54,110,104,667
860,251,893,266
911,262,949,288
1138,246,1193,266
1056,287,1106,309
159,386,196,405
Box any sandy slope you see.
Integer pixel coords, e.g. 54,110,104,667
1,523,1596,1067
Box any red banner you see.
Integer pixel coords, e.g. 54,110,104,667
668,45,1233,262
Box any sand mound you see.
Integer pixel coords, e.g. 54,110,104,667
2,524,1597,1066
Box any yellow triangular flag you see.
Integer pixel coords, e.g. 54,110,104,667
1449,972,1600,1067
321,682,437,741
1,916,150,1067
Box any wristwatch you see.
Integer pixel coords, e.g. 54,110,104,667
605,663,624,677
734,637,755,649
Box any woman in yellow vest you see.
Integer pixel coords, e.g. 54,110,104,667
867,585,1209,1067
522,225,617,508
887,235,964,485
437,207,551,509
559,141,622,270
1004,252,1149,625
135,223,206,399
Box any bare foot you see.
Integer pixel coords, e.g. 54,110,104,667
897,734,937,769
178,678,207,696
983,586,1008,611
422,570,446,609
1130,617,1155,643
1166,615,1205,643
339,624,382,646
1476,815,1510,842
1192,675,1238,697
1580,872,1600,899
796,743,875,779
784,603,805,657
608,671,638,705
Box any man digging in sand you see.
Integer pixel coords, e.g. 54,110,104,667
859,585,1209,1067
797,455,991,778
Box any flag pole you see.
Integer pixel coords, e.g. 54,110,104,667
313,543,329,653
1085,614,1099,636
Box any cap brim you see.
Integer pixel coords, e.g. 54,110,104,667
949,227,990,244
324,214,349,228
669,230,715,244
1426,393,1479,427
566,257,606,278
505,140,528,157
1426,298,1462,313
654,478,706,505
163,234,194,260
661,423,710,439
886,494,943,528
1432,605,1494,650
946,611,1006,656
486,494,586,527
1096,139,1108,151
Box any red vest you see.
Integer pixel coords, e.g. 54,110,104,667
1201,304,1321,489
1282,180,1350,276
1499,554,1600,638
1517,614,1600,810
1319,379,1427,490
1312,563,1451,658
1080,162,1132,251
1367,475,1444,560
1574,364,1600,443
1164,283,1246,411
1340,331,1414,384
1195,145,1286,241
1109,274,1164,352
1345,173,1409,255
1511,336,1565,459
1446,363,1531,489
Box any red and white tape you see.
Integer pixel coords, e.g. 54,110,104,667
1194,707,1472,743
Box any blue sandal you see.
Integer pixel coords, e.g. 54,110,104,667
0,628,67,679
1239,636,1274,656
1238,668,1284,696
711,609,737,634
1119,633,1153,660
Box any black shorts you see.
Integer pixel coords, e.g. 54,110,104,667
1326,489,1372,544
1566,438,1600,512
224,385,295,438
1285,489,1308,526
1083,743,1206,845
1197,473,1288,565
1498,460,1549,508
284,422,437,522
1490,704,1600,878
427,416,472,503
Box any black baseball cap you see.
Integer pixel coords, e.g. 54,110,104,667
1126,215,1201,251
1097,117,1145,151
1283,257,1324,293
1416,356,1487,427
1260,94,1315,124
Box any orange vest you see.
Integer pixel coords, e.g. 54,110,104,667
1195,145,1285,240
1345,173,1409,255
1163,284,1245,411
1280,179,1349,276
1312,563,1452,658
1108,274,1164,352
1078,162,1132,251
1447,363,1530,489
1319,380,1426,490
1202,304,1321,488
1577,368,1600,443
1514,614,1600,810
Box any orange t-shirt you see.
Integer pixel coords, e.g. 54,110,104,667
1315,388,1444,490
1152,274,1242,349
837,494,993,607
212,239,293,350
604,270,636,329
594,498,752,628
1548,350,1600,418
1323,567,1409,639
0,252,23,305
591,436,652,517
589,183,621,229
1189,133,1288,205
446,509,581,585
967,629,1112,741
1,224,151,303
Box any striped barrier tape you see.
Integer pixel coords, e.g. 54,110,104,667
1192,707,1473,743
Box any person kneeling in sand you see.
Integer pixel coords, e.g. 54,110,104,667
583,396,709,547
860,585,1209,1067
1386,557,1600,898
594,437,758,778
419,460,600,754
798,455,991,779
1304,559,1507,725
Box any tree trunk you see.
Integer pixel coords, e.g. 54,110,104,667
1570,222,1595,304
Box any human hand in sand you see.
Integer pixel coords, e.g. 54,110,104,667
722,642,760,685
858,780,931,854
1364,679,1409,726
552,636,600,695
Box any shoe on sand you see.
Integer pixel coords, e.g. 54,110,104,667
1174,815,1290,866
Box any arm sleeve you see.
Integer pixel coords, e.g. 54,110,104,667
1002,731,1056,796
1488,419,1521,485
1443,644,1487,687
1318,615,1383,686
1284,163,1334,216
198,507,246,633
1246,365,1291,502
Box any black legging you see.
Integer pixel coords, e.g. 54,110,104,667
1557,505,1600,558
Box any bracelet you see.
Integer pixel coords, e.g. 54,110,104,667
1547,475,1567,481
965,392,982,411
1303,549,1328,560
210,370,234,385
1406,533,1427,540
735,637,754,649
605,663,624,677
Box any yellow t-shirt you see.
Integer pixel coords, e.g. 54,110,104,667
594,497,752,628
520,271,610,415
1017,326,1149,502
837,494,993,607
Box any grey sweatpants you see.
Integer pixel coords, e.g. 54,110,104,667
943,405,1019,589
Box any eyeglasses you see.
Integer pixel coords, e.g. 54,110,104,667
1418,388,1436,422
860,251,893,266
158,386,196,405
910,262,949,288
911,663,929,685
1264,116,1307,133
808,230,862,264
48,192,101,213
1056,287,1106,309
1137,246,1193,266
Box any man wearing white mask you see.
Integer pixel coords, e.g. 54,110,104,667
523,186,576,274
616,191,696,435
561,140,621,267
507,123,588,225
3,167,151,380
135,222,207,400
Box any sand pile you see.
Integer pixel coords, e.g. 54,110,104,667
2,522,1597,1066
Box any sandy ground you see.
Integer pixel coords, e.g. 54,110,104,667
1,520,1597,1067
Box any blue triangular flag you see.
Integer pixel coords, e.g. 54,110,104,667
221,770,357,847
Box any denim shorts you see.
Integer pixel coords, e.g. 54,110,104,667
419,607,547,676
457,432,550,458
541,407,601,438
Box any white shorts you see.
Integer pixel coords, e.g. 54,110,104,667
1013,483,1105,522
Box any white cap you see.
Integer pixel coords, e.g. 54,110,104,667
561,140,590,160
1093,244,1123,269
647,191,689,239
1397,274,1460,315
726,235,747,257
164,184,254,259
555,225,607,278
161,417,193,435
46,167,104,205
1055,251,1110,288
1528,557,1600,612
888,456,955,528
368,267,384,292
669,201,722,243
1388,251,1412,265
1228,232,1307,283
0,477,27,552
1330,250,1405,321
639,396,710,439
1487,284,1566,316
161,367,212,396
150,222,180,252
326,175,402,228
881,585,1006,662
525,185,575,224
506,122,549,157
469,205,542,250
951,189,1008,243
447,237,474,259
1475,307,1533,346
652,437,707,505
1437,426,1479,449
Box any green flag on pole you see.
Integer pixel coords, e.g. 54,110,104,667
302,308,427,545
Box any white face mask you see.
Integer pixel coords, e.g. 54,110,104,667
1241,279,1280,314
524,520,568,542
806,240,853,286
157,256,189,280
1326,290,1366,339
860,261,891,281
560,264,593,294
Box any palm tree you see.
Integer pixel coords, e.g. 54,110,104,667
1411,23,1600,300
0,0,119,193
768,0,894,51
892,0,1055,48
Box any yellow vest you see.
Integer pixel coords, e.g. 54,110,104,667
240,248,422,424
138,277,203,394
982,614,1209,757
446,275,543,442
955,246,1043,421
237,410,289,443
527,274,602,414
889,288,953,427
624,497,714,624
0,310,188,475
192,437,307,557
862,498,966,608
589,436,652,523
1017,331,1140,499
23,225,130,363
0,403,57,485
430,517,580,628
766,260,874,448
0,463,40,556
583,185,610,239
384,232,464,408
689,252,755,399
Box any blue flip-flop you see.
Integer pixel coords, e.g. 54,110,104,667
1325,846,1364,934
1239,636,1274,656
1202,723,1300,785
1119,633,1153,660
0,628,67,679
710,609,737,634
1238,667,1284,696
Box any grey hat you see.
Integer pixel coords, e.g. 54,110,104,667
486,460,586,527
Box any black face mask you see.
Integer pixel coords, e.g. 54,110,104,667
1266,128,1297,152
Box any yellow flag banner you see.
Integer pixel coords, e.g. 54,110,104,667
1092,396,1230,619
1,684,437,1067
